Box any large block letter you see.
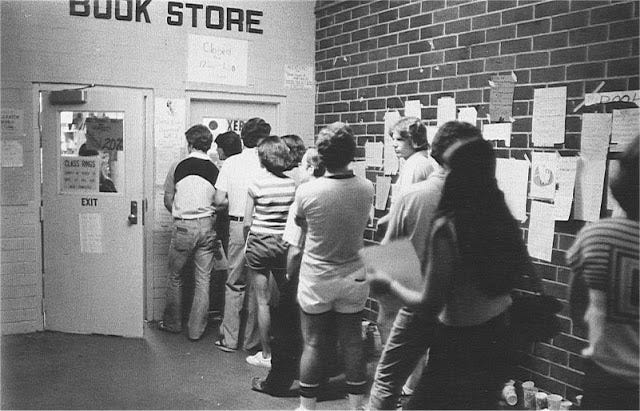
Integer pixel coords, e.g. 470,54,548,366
167,1,183,26
93,0,112,19
226,7,243,32
70,0,90,16
246,9,263,34
205,5,223,29
115,0,132,21
135,0,151,23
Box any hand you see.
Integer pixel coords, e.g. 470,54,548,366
366,267,392,295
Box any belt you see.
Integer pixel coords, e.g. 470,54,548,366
228,215,244,222
174,215,213,221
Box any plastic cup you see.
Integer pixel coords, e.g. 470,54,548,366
560,400,572,410
547,394,563,410
522,381,538,410
535,392,548,410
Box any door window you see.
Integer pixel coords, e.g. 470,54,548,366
59,111,123,193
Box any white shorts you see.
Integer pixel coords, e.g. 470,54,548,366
297,262,369,315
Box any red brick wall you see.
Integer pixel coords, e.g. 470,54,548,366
314,0,639,401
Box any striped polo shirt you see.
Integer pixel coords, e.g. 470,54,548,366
165,151,219,219
247,170,296,235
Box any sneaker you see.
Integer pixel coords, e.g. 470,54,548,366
246,351,272,368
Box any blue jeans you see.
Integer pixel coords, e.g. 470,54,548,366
163,216,216,340
369,307,434,410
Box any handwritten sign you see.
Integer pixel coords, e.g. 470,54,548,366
61,156,100,192
85,117,123,161
1,108,23,135
285,64,314,90
188,35,248,86
584,90,640,106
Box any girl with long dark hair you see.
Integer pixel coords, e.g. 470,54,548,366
370,138,533,409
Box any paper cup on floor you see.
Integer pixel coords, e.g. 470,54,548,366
547,394,563,410
522,381,537,410
535,392,548,410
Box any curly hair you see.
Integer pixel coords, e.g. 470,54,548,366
257,135,290,175
215,131,242,157
315,122,356,171
281,134,306,170
391,117,429,151
610,136,639,220
241,118,271,148
185,124,213,152
302,148,326,178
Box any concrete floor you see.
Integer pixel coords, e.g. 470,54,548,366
1,322,359,410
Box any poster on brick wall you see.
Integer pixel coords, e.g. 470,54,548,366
489,74,516,122
437,97,456,127
611,108,640,152
527,201,555,262
530,152,557,201
495,158,529,222
532,87,567,147
284,64,314,90
554,156,578,221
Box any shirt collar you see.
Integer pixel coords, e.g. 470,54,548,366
188,151,211,161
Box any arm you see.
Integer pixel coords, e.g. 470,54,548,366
213,189,228,209
163,167,176,213
243,193,255,239
286,244,303,281
369,223,454,318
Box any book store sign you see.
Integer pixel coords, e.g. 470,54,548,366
69,1,264,34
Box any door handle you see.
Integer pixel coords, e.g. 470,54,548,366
128,201,138,225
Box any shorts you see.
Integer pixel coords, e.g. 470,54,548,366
298,264,369,314
244,232,288,274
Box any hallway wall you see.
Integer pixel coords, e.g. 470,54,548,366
313,0,639,401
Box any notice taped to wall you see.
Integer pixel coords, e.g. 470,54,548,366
284,64,314,89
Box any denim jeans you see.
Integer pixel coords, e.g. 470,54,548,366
369,307,434,410
163,216,216,340
218,221,260,350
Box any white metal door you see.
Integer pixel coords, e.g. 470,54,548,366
41,86,146,337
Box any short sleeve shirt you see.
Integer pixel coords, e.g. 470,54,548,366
215,148,261,217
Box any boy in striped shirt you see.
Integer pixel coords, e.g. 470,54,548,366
243,135,296,368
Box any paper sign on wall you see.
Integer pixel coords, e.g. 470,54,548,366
489,74,516,122
284,64,314,89
384,110,401,137
365,141,384,168
426,126,438,145
188,35,248,86
530,152,557,201
554,156,578,221
404,100,422,119
2,140,24,167
458,107,477,126
375,175,392,210
483,122,511,147
527,201,555,262
532,87,567,146
573,156,607,221
437,97,456,127
581,113,612,158
350,161,366,179
1,108,23,135
611,108,640,152
496,158,529,222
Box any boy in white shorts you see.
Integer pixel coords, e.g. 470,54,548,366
294,122,374,411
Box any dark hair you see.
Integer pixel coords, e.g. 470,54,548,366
241,118,271,148
610,136,639,220
281,134,306,169
78,143,98,157
431,121,483,165
315,122,356,171
257,135,290,175
185,124,213,152
215,131,242,157
303,148,326,178
437,138,531,298
392,117,428,151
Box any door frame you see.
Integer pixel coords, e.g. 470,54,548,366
35,82,154,327
185,90,287,135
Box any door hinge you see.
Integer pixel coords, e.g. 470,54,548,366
39,205,44,222
142,198,147,225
